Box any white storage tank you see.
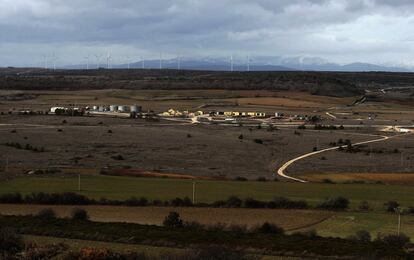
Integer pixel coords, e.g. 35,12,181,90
130,105,141,113
109,105,118,112
118,105,128,112
93,106,98,111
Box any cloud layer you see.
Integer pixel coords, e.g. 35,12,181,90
1,0,414,67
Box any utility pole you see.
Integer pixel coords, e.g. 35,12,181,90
395,207,402,236
192,180,196,204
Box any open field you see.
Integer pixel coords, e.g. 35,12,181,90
0,204,333,230
1,175,414,211
0,114,392,179
6,204,414,239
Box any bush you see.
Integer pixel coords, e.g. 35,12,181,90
384,201,399,212
254,222,284,235
353,230,371,242
256,177,267,182
37,208,57,219
169,197,193,207
244,198,266,208
268,197,308,209
227,224,248,236
0,227,24,254
238,134,244,140
226,196,243,208
317,196,349,210
376,233,410,248
163,211,183,228
234,176,247,181
0,193,23,204
253,139,263,144
125,196,148,206
71,208,89,221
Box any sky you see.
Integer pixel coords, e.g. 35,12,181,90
1,0,414,67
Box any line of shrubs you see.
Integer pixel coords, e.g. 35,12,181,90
0,192,351,210
4,142,46,152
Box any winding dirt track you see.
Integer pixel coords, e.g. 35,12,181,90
277,134,400,183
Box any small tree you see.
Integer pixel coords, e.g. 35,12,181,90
71,208,89,221
254,222,284,235
0,228,24,255
384,201,399,212
163,211,183,228
238,134,244,140
37,208,57,219
355,230,371,242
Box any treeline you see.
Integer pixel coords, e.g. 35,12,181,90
0,192,350,210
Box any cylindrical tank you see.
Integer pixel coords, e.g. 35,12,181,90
93,106,98,110
118,105,128,112
109,105,118,112
98,106,104,112
130,105,141,113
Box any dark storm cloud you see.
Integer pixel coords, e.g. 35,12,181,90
1,0,414,66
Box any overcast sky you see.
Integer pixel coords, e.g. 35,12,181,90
1,0,414,67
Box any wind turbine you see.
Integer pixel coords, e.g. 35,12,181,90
106,52,112,69
230,54,234,72
51,53,58,71
247,55,250,72
94,54,102,69
177,54,181,70
42,54,49,70
125,56,131,69
159,53,163,70
84,54,90,70
141,56,145,69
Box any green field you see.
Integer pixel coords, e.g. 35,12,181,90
1,175,414,211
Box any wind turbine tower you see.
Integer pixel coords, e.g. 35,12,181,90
141,56,145,69
230,55,234,72
51,53,57,71
43,54,49,70
94,54,102,69
159,53,163,70
247,55,250,72
106,52,112,69
84,54,90,70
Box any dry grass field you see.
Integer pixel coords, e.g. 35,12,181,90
0,114,379,179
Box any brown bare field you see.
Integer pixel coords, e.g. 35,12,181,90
0,204,333,230
300,173,414,185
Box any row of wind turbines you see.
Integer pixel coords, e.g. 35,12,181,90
43,52,254,71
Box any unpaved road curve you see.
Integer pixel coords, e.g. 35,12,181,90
277,134,401,183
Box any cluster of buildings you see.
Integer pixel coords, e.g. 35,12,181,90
161,109,204,117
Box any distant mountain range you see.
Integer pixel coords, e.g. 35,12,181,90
68,56,412,72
